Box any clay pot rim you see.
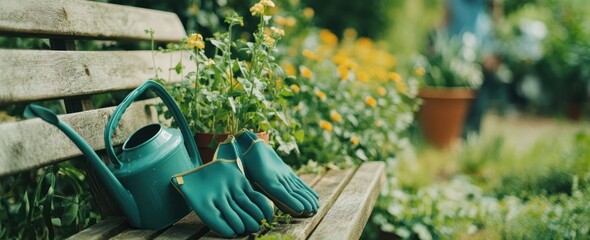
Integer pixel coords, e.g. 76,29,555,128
418,87,476,99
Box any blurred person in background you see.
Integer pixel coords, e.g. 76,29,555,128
443,0,511,137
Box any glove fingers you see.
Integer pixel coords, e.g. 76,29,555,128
291,173,320,199
234,191,265,224
195,202,236,238
216,199,246,235
286,177,319,213
228,197,260,233
279,177,313,214
246,189,275,222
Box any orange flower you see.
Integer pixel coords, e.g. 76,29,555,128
302,49,316,60
319,120,333,132
364,96,377,108
377,87,387,97
303,7,315,19
315,90,327,101
357,71,369,82
285,17,297,27
319,29,338,46
282,62,296,76
389,72,402,83
350,136,359,146
290,84,300,93
300,66,313,79
415,67,426,76
330,110,342,123
337,65,349,80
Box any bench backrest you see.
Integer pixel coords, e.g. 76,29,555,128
0,0,189,217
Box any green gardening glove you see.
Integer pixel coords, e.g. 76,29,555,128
170,136,273,238
235,130,320,217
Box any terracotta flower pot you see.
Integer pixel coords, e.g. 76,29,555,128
418,87,476,148
194,132,270,164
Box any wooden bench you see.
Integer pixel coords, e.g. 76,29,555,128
0,0,386,239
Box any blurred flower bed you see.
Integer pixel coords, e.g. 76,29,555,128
365,133,590,239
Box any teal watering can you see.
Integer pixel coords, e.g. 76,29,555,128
25,80,202,230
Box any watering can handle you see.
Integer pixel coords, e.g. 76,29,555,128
104,80,201,168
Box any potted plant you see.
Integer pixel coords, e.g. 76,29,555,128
155,0,296,163
414,32,483,148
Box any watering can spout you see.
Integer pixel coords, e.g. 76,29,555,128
24,104,141,227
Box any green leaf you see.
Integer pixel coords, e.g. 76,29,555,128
355,149,368,161
51,218,61,227
294,130,305,143
228,97,237,113
174,61,184,74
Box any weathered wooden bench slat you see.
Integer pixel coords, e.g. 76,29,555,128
65,216,128,240
0,0,185,41
0,99,156,177
265,168,356,240
308,161,386,240
0,50,191,104
154,212,209,240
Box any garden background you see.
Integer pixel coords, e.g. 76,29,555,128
1,0,589,239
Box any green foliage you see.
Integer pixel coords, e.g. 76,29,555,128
277,29,419,170
0,162,99,239
415,32,484,89
158,9,293,142
367,132,590,239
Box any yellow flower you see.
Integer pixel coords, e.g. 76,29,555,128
389,72,402,83
294,103,303,111
337,65,349,80
275,16,287,25
319,120,333,132
315,90,327,101
332,54,347,65
356,71,369,82
350,136,359,146
364,96,377,108
319,29,338,46
290,84,300,93
264,34,275,45
302,49,315,60
377,87,387,97
205,58,215,67
330,110,342,123
415,66,426,76
270,27,285,38
276,77,283,87
283,62,296,76
186,33,205,49
300,66,313,79
285,17,297,27
303,7,315,19
260,0,275,8
250,3,265,16
395,82,408,95
343,28,357,40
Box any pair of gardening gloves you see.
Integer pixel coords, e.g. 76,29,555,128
170,130,319,238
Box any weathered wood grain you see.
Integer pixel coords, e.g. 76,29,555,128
0,99,157,177
0,0,185,41
110,229,161,240
65,216,128,240
0,50,193,104
308,162,386,240
154,212,209,240
299,173,322,187
265,168,356,240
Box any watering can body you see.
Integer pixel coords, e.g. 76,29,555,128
26,80,202,231
110,125,194,230
104,80,203,230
